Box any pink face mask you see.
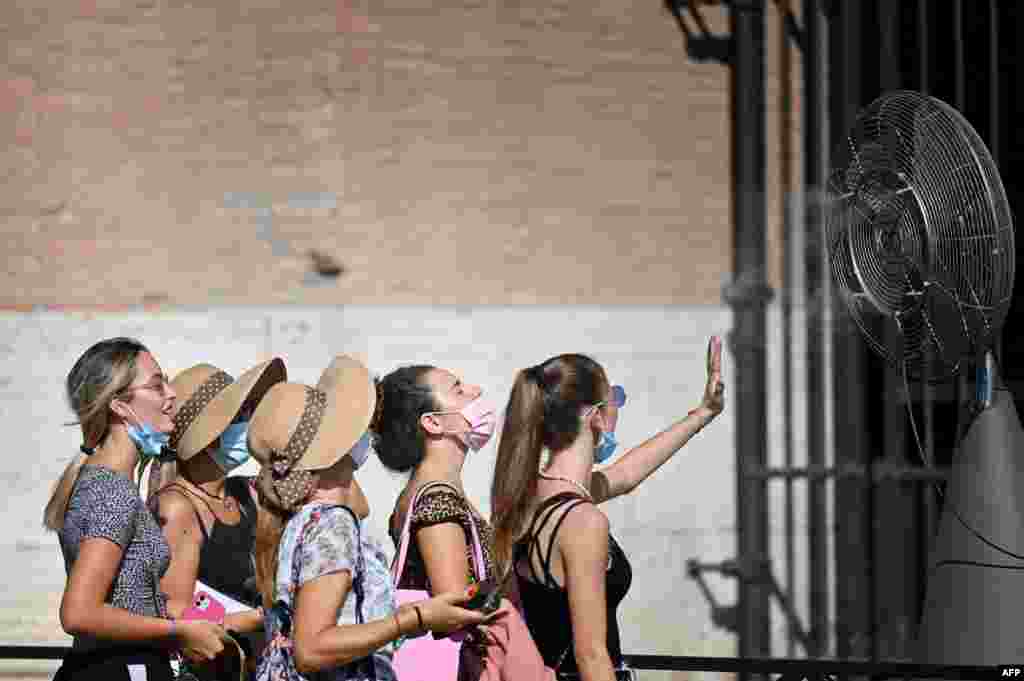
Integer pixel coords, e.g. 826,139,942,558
426,396,497,452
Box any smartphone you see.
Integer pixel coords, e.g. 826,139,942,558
182,590,227,623
465,579,502,615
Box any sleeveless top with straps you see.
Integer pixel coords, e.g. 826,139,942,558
513,492,633,675
155,476,260,607
387,481,497,591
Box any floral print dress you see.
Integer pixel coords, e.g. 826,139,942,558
258,503,399,681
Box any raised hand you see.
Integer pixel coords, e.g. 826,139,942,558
699,336,725,417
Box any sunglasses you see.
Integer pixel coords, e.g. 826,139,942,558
595,385,627,410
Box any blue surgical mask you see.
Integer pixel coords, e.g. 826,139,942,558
594,430,618,464
211,421,251,474
349,432,373,470
127,417,172,486
126,417,171,460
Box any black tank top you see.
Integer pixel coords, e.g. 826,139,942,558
159,477,260,607
513,493,632,675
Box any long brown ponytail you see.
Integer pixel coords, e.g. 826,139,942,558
491,370,547,574
490,354,608,575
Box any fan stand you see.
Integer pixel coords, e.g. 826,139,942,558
916,356,1024,665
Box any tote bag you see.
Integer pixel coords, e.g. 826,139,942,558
390,482,487,681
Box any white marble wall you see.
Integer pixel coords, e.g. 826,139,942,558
0,302,829,670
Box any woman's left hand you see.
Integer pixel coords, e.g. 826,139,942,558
699,336,725,418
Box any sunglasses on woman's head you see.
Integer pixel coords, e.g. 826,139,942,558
590,385,626,414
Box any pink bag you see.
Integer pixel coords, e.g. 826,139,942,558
391,481,487,681
457,588,555,681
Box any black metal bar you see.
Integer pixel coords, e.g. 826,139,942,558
803,0,829,659
745,464,950,482
989,0,1003,367
951,0,970,555
875,0,918,661
828,0,874,663
952,0,964,111
918,0,929,94
778,0,797,659
917,0,939,631
0,644,1002,678
726,0,771,674
0,644,67,660
621,655,995,678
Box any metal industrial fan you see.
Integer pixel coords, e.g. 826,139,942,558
825,90,1019,665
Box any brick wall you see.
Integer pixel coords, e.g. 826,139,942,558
2,1,798,308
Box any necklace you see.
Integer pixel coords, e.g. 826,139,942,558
187,480,237,512
538,471,593,501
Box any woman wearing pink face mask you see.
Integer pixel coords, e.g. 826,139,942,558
371,366,498,599
372,366,556,681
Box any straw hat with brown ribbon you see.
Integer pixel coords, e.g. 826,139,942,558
169,358,287,461
250,355,376,514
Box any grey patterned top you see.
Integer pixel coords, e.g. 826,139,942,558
59,464,172,651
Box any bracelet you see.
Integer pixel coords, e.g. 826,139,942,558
168,617,177,640
413,605,424,633
393,611,404,639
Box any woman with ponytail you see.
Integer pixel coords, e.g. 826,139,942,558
490,338,725,681
45,337,228,680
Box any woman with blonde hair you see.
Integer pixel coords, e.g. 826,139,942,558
250,356,496,680
45,337,228,680
490,338,725,681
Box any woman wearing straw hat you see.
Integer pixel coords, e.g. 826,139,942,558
250,356,497,681
147,358,286,674
45,337,229,680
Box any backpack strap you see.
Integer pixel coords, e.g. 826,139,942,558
283,504,364,624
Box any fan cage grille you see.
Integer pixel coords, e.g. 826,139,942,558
826,90,1015,382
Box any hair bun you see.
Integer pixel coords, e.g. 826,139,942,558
524,364,545,387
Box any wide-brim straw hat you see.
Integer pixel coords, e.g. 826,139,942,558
249,355,375,512
169,358,287,461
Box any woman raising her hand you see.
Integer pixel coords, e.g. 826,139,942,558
490,337,725,681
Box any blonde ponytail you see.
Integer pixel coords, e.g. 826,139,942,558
43,337,148,532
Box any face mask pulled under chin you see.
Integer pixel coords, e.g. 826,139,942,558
587,405,619,464
594,429,618,463
125,406,171,459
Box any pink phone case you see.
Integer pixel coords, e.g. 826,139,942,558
182,590,227,623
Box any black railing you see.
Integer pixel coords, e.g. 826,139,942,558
0,645,1003,680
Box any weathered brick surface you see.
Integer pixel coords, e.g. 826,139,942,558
2,1,798,308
